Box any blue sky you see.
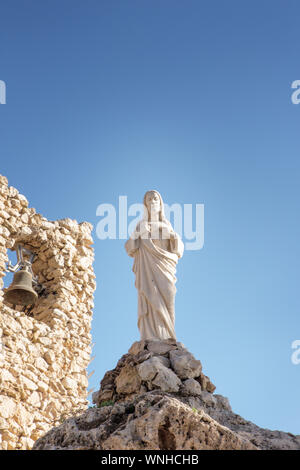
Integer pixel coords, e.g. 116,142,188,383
1,1,300,435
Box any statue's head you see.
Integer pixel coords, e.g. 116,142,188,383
143,190,164,221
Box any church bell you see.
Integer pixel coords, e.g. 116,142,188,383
4,268,38,306
3,244,39,307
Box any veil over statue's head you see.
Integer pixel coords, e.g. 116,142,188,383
142,189,171,226
130,189,174,240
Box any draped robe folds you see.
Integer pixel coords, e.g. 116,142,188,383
125,232,184,341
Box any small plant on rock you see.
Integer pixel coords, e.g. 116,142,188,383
98,400,115,408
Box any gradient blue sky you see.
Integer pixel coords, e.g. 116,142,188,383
1,1,300,435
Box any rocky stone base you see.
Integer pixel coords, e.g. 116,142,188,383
33,340,300,450
92,339,216,407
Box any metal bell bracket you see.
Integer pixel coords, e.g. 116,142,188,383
6,244,39,287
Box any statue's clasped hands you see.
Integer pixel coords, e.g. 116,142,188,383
130,220,175,241
149,221,175,240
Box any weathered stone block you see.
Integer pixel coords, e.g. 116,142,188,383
116,364,141,395
169,349,202,379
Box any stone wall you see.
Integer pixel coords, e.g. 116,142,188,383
0,175,96,449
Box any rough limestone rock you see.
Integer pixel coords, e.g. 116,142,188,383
33,393,255,450
115,364,141,395
182,378,202,396
137,357,181,392
33,340,300,450
169,348,202,379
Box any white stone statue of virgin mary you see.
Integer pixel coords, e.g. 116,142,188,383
125,190,184,341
